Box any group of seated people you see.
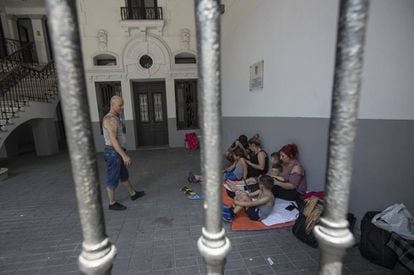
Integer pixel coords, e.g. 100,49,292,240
221,134,307,222
187,134,307,223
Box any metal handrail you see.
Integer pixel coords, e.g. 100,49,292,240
120,6,163,20
0,42,36,73
0,37,27,57
0,61,57,122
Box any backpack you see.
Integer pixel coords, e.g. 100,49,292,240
359,211,398,269
185,132,199,150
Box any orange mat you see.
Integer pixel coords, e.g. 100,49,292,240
222,186,295,231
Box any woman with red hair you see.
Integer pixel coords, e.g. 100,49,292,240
272,144,307,201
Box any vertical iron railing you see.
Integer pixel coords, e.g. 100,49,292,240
194,0,231,274
314,0,370,274
45,1,116,274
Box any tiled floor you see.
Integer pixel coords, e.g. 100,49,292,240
0,148,392,274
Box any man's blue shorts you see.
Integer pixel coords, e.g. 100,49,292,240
104,148,129,189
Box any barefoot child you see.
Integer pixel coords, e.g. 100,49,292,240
223,175,275,222
190,148,248,183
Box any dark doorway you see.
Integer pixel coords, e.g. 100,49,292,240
0,19,7,58
16,18,37,62
133,81,168,146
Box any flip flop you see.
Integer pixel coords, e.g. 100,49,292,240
187,194,202,200
180,186,191,193
184,190,196,196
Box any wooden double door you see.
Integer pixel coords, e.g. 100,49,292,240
133,81,168,146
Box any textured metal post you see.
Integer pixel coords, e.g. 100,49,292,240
313,0,369,274
194,0,231,274
45,1,116,274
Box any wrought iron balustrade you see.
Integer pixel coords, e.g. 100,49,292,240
0,37,26,57
120,6,163,20
0,42,36,74
0,62,57,123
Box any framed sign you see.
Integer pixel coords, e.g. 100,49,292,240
249,60,264,91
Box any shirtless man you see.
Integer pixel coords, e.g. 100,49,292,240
103,96,145,210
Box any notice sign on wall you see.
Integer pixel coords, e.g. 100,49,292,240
249,60,264,91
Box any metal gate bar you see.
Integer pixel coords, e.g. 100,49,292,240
194,0,231,274
314,0,370,274
45,1,116,274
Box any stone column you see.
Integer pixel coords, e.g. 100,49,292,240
6,15,18,41
31,118,59,156
121,79,137,150
31,16,50,63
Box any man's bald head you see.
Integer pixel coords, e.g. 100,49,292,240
110,95,123,105
110,96,124,114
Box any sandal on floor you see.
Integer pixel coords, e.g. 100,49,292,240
187,171,197,183
180,186,191,192
184,190,196,196
187,194,202,200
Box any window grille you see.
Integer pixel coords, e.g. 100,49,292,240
175,79,199,130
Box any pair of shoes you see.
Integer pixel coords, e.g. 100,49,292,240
180,186,196,196
187,171,197,183
184,190,196,196
109,202,127,211
131,190,145,200
180,186,191,192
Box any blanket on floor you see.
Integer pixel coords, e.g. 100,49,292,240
222,186,298,231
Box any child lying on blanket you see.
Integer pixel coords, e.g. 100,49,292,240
223,175,275,222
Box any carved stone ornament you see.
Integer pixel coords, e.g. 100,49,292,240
97,29,108,51
180,28,190,49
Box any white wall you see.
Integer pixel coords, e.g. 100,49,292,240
77,0,198,122
221,0,414,120
359,0,414,120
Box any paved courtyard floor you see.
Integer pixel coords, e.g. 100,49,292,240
0,148,392,274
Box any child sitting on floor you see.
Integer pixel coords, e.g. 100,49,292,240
223,148,248,181
269,163,285,182
189,148,248,183
223,175,275,222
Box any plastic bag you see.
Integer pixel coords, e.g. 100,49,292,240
372,203,414,241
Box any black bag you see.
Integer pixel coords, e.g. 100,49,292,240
359,211,398,269
292,197,357,248
292,197,322,248
292,211,319,247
